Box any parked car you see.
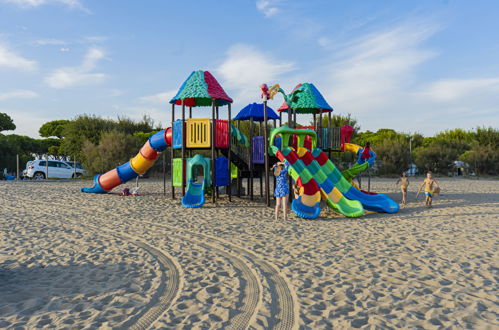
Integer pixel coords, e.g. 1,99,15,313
24,159,86,179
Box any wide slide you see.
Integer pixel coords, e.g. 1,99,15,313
270,126,364,219
312,149,399,213
81,128,172,193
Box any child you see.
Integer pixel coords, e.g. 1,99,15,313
417,171,440,208
396,172,409,205
292,183,300,199
272,161,289,221
361,142,371,161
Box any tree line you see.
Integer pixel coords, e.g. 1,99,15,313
1,112,497,178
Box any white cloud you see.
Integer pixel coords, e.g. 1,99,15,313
256,0,280,17
420,78,499,102
0,43,37,71
59,47,70,52
317,37,332,48
216,44,295,103
1,0,89,12
322,24,437,111
139,90,177,105
34,38,67,46
109,89,124,97
0,90,38,101
44,47,107,88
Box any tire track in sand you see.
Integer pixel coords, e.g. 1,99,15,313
4,197,184,330
140,220,300,330
10,196,263,330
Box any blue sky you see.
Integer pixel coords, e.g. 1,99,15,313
1,0,498,137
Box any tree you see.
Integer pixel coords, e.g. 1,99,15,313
59,114,156,162
82,131,142,174
0,113,16,132
39,120,70,138
414,139,470,174
315,113,360,131
460,143,499,175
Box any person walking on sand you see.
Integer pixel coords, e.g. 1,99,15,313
396,172,410,205
272,161,290,221
417,171,440,208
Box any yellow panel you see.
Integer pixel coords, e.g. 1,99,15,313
186,118,211,148
301,191,321,207
297,147,308,157
326,187,343,203
130,152,155,175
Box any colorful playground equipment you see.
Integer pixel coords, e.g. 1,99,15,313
269,126,364,218
82,68,399,219
81,128,172,193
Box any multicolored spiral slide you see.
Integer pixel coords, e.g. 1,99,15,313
81,128,172,193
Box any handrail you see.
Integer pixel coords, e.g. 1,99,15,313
269,125,317,154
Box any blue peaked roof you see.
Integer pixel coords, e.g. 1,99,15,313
233,102,280,122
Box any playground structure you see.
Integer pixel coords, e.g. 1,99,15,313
82,70,399,217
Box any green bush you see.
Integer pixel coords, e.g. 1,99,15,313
82,131,143,175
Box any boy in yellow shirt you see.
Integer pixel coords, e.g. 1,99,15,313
417,171,440,208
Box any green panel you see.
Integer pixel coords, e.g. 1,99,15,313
173,158,183,187
231,162,238,179
325,196,364,218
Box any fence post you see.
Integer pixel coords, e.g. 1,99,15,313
74,158,76,179
46,154,49,179
16,154,20,180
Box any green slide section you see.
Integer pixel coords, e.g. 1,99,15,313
230,124,249,147
341,161,369,182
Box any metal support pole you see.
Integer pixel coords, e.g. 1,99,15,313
227,103,232,201
16,154,19,180
181,100,186,197
215,105,219,199
263,101,270,206
189,106,192,119
211,100,216,204
73,158,76,179
163,151,166,196
46,154,49,179
368,169,371,193
279,111,282,127
318,109,323,149
171,103,175,199
328,111,332,158
249,117,254,200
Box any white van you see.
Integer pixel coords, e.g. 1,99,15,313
25,160,86,179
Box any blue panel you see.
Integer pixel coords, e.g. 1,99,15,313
116,162,138,183
252,136,264,164
274,136,282,150
215,156,229,186
173,120,183,149
149,130,167,151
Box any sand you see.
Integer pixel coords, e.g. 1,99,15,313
0,177,498,329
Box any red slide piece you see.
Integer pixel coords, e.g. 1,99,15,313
165,127,172,147
300,151,314,166
314,152,329,166
302,180,319,195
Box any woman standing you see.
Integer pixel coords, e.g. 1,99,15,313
273,161,290,221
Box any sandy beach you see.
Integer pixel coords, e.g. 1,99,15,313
0,177,498,329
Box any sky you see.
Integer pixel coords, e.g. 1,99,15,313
1,0,498,138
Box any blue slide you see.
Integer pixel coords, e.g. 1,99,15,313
181,154,210,208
